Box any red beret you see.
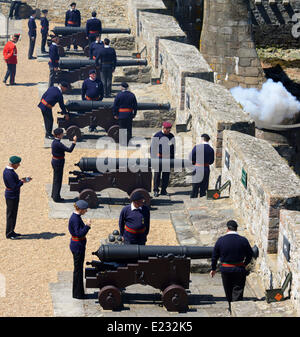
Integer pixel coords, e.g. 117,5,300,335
162,121,172,128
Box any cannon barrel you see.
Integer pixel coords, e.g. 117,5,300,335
92,244,259,263
75,157,193,172
59,58,148,70
66,100,171,112
93,244,214,262
52,26,131,36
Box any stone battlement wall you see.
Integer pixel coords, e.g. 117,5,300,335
277,210,300,315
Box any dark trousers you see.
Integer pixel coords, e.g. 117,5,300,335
28,36,36,59
4,64,16,84
100,66,113,96
48,66,56,88
41,108,53,137
221,271,246,304
190,168,210,198
88,35,97,47
153,171,170,193
72,250,85,298
9,1,22,19
51,160,64,201
67,32,78,50
41,34,47,53
6,197,19,238
118,117,132,145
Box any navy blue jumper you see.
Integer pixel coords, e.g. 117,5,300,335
81,77,104,101
119,204,150,245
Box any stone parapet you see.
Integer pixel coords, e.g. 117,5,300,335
127,0,166,36
138,11,186,69
277,210,300,315
221,130,300,257
158,39,214,113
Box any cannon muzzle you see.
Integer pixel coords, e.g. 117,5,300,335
75,157,193,173
58,58,147,70
65,100,170,113
52,26,131,36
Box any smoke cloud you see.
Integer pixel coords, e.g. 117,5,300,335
230,79,300,127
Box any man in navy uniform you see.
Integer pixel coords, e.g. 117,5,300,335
68,199,91,299
65,2,81,51
3,156,32,239
81,69,104,132
119,191,150,245
40,9,49,54
113,82,137,146
190,133,215,198
48,36,60,87
151,122,175,197
210,220,253,313
28,10,37,59
86,11,102,47
89,34,104,60
51,128,77,202
38,81,70,139
81,69,104,101
95,38,117,98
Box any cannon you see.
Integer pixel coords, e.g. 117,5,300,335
54,58,148,84
50,26,131,57
85,243,259,312
58,58,147,70
58,100,171,142
69,157,192,208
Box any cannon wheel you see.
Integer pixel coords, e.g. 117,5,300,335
129,188,151,207
66,125,82,141
98,285,122,310
107,125,120,143
162,284,188,312
79,189,98,209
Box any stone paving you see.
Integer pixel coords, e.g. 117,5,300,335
46,184,190,220
49,270,254,317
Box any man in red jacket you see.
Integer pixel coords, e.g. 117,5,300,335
3,34,20,85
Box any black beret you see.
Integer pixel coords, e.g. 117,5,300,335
59,81,70,88
227,220,238,230
130,191,145,202
53,128,64,136
70,2,76,6
42,9,48,14
201,134,210,141
121,82,129,89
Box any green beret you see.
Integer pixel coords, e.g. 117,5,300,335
9,156,21,164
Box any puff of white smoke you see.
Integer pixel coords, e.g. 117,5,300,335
230,79,300,127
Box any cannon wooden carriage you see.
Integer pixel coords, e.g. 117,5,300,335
85,243,259,312
50,26,131,57
58,100,170,142
54,58,148,84
69,157,192,208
